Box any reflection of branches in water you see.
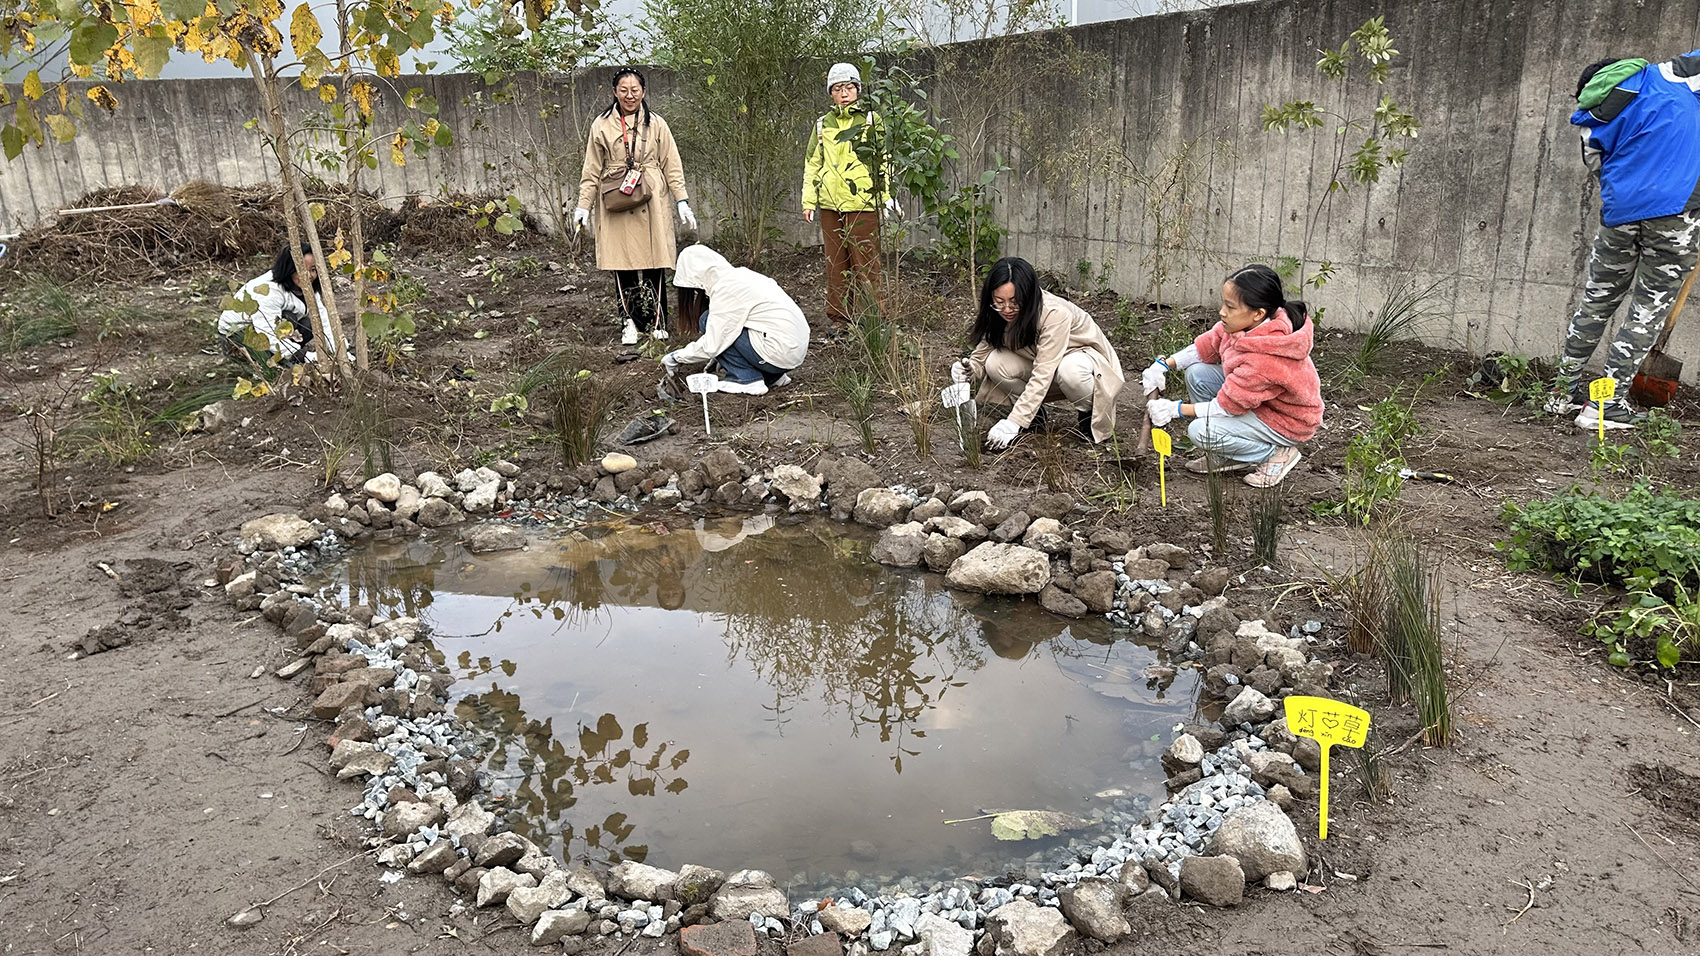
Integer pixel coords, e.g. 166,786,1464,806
458,688,690,867
711,537,991,772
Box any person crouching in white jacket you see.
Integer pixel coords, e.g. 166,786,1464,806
216,244,343,366
662,244,810,395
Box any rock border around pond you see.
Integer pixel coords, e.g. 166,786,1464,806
219,449,1341,953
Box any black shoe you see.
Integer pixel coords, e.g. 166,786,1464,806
1072,410,1095,442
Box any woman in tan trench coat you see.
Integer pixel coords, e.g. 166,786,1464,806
950,256,1125,448
574,68,696,346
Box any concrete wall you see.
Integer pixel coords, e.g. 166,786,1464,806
4,0,1700,375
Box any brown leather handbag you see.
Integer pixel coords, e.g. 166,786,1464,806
599,116,651,213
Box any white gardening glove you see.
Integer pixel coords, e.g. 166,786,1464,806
883,197,902,218
986,418,1020,449
677,201,697,231
950,359,971,384
1147,398,1181,427
572,207,590,231
661,351,680,372
1141,360,1168,395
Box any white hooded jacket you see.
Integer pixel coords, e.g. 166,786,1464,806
217,270,343,361
671,245,809,370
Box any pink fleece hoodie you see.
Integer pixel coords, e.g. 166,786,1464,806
1192,308,1324,442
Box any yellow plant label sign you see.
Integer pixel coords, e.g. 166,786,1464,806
1588,377,1616,402
1283,695,1371,840
1151,428,1171,506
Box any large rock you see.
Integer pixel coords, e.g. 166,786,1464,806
1161,734,1205,774
462,524,526,553
406,840,459,875
462,481,500,513
416,472,454,498
381,801,444,839
507,871,572,924
394,484,422,521
977,899,1078,956
1025,492,1073,520
1192,567,1232,596
945,543,1052,595
913,912,974,956
533,906,594,944
675,864,726,907
924,534,968,573
1207,801,1307,882
991,511,1031,543
416,497,462,528
474,832,533,869
1056,879,1130,942
1247,751,1313,797
708,869,787,921
770,466,823,507
240,514,317,551
700,449,746,486
872,522,927,568
1221,686,1276,726
682,920,758,956
1179,855,1244,907
476,867,537,907
926,515,985,541
1038,584,1087,619
1021,518,1069,554
609,861,681,901
818,904,872,935
789,931,843,956
444,801,495,842
1073,570,1116,613
854,488,913,527
364,473,403,503
822,456,884,515
602,453,638,474
311,681,370,719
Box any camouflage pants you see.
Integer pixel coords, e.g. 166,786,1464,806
1559,210,1700,394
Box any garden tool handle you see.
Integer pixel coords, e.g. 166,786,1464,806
1136,387,1159,457
1654,266,1698,351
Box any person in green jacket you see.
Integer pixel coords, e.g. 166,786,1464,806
802,62,900,329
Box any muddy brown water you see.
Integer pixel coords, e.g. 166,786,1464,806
320,516,1199,893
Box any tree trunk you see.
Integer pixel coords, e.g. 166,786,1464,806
336,0,370,373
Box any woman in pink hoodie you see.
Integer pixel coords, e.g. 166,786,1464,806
1143,265,1324,487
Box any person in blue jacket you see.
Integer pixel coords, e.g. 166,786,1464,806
1548,51,1700,429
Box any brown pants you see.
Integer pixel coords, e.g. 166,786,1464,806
821,209,883,325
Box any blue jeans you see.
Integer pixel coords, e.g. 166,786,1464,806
1184,364,1295,464
700,315,790,385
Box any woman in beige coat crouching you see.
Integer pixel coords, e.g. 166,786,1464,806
951,256,1126,449
574,68,696,346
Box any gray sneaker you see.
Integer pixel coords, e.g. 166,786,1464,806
1574,399,1645,431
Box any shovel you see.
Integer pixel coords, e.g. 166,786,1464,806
1631,266,1696,408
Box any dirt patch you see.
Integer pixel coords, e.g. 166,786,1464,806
1629,763,1700,829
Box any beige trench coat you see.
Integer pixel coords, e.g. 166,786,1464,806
968,291,1127,442
576,110,689,271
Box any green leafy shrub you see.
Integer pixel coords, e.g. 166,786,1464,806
1500,481,1700,588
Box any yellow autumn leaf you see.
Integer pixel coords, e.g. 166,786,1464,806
43,113,75,142
87,86,118,114
318,82,336,102
373,46,399,77
22,70,42,100
349,80,373,120
289,3,321,60
390,132,406,166
326,245,352,269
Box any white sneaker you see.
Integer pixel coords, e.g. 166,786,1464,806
716,378,769,395
620,320,639,346
772,373,793,388
651,328,670,341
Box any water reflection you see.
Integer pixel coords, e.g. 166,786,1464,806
318,517,1198,882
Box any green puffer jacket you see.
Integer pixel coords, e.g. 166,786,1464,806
801,104,888,213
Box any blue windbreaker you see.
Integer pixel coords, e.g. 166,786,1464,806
1571,51,1700,227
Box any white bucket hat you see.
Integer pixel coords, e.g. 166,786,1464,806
826,62,861,96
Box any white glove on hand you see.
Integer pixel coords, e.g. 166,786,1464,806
1141,360,1168,395
677,201,697,231
950,360,971,384
572,207,590,231
804,208,817,223
986,418,1020,449
883,197,902,218
1147,398,1181,427
661,351,680,372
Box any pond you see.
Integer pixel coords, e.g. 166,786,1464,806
318,515,1199,894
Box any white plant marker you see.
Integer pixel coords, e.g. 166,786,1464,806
939,382,971,408
687,373,718,437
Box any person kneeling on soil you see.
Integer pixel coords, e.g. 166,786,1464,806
1143,264,1322,488
662,244,809,395
950,256,1125,448
216,244,342,367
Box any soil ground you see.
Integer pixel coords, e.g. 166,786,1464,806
1,237,1697,955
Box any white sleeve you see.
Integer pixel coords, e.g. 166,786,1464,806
249,285,297,357
1192,399,1225,418
1171,344,1202,370
671,308,744,366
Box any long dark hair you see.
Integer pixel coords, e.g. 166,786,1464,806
970,257,1044,352
271,243,320,295
1226,264,1307,331
600,67,652,134
676,286,708,339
